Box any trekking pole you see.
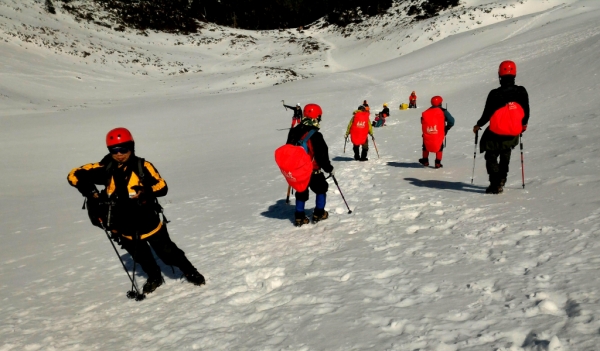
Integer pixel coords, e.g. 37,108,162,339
282,100,296,128
98,219,145,301
520,133,525,189
371,135,380,159
331,175,352,214
471,130,479,184
285,185,291,204
344,136,348,153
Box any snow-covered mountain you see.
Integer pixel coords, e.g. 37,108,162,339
1,0,599,350
0,0,573,112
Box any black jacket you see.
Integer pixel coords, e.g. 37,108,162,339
477,78,529,152
380,107,390,116
284,105,303,119
286,124,333,173
68,154,168,239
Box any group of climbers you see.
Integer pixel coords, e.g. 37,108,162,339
276,60,529,228
65,61,530,297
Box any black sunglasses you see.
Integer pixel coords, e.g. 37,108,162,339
109,146,130,155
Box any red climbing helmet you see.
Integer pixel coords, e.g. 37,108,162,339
106,127,134,147
431,96,443,107
498,60,517,77
303,103,322,119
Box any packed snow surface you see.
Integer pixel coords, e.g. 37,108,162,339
1,0,600,350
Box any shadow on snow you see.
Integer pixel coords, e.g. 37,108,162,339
333,156,356,162
260,199,295,224
404,177,486,193
387,161,423,168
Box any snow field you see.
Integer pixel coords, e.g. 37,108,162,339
1,0,600,350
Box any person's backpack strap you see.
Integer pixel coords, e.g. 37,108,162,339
136,157,170,224
137,157,145,184
298,129,316,153
105,160,114,187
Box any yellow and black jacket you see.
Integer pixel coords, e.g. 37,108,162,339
68,154,168,240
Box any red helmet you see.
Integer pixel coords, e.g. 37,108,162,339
498,60,516,76
431,96,443,107
303,103,322,119
106,127,134,147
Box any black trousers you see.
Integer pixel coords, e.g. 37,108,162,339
295,172,329,202
120,224,195,279
353,138,369,157
485,149,512,183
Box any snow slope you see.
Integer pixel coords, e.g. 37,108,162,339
1,0,600,350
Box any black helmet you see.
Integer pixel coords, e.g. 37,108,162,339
357,105,366,111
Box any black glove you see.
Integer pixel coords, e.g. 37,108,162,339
445,126,450,134
110,231,122,244
132,185,154,205
85,190,100,207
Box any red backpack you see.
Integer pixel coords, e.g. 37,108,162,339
274,130,316,192
489,102,524,136
421,107,445,152
350,111,371,145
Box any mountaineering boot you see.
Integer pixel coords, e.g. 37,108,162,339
418,158,429,167
485,182,503,194
435,159,443,168
184,270,206,286
143,275,164,294
294,211,310,227
295,217,310,227
312,210,329,223
359,149,368,161
499,178,507,187
486,175,504,194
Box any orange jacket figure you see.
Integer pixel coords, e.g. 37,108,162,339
409,92,417,108
362,100,370,112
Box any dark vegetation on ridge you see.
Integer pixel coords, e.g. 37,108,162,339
48,0,460,33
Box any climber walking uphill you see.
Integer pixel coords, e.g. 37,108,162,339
285,104,335,226
362,100,370,112
409,91,417,108
419,96,455,168
284,102,303,128
380,103,390,119
67,128,205,295
373,103,390,127
473,60,529,194
346,105,374,161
